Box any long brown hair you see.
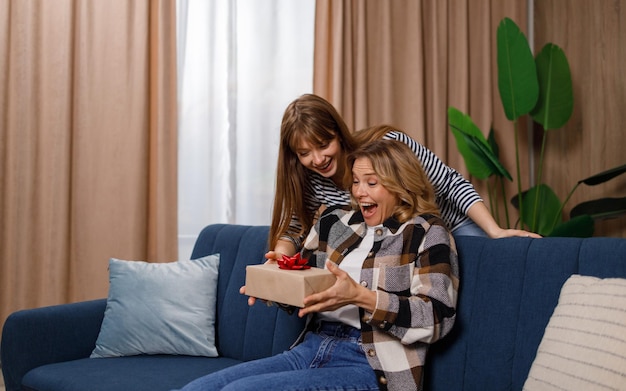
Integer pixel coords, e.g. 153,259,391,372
347,139,440,223
269,94,357,249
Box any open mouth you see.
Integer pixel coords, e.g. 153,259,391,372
360,202,378,218
314,160,332,173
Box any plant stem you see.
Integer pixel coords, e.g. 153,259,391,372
500,176,511,228
488,179,499,225
531,130,548,231
514,119,524,229
549,182,580,230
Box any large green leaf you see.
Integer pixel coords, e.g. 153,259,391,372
497,17,539,121
548,215,595,238
465,136,513,180
570,197,626,220
530,44,574,130
514,184,562,235
488,127,500,158
448,107,512,180
578,163,626,186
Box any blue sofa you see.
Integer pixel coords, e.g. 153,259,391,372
2,224,626,391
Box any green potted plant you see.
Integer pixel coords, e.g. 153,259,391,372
449,17,626,237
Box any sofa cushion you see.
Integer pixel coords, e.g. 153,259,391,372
524,274,626,390
22,355,242,391
91,255,220,358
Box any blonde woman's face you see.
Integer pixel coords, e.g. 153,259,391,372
295,137,344,182
351,157,399,226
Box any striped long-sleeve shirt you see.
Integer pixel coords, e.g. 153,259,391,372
283,131,482,249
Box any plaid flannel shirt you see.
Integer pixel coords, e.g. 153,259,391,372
301,206,459,391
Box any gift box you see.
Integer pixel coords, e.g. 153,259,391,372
245,264,336,308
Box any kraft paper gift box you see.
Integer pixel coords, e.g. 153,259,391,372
245,264,336,308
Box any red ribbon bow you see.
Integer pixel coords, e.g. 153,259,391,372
277,253,310,270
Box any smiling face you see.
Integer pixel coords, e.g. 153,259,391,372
351,157,400,226
295,137,345,184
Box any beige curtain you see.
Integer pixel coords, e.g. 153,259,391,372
313,0,529,226
0,0,177,334
314,0,626,238
535,0,626,238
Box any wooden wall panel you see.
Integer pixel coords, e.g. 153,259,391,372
534,0,625,237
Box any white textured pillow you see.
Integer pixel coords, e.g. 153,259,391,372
91,255,220,358
524,274,626,390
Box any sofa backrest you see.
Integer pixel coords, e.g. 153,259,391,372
191,224,626,389
425,235,626,391
190,224,306,361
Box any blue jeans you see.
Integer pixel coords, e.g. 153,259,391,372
452,219,489,238
174,322,379,391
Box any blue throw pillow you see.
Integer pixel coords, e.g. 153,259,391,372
90,254,220,358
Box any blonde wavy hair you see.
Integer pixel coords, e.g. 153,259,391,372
346,139,440,223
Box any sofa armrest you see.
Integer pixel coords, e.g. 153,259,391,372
1,299,107,391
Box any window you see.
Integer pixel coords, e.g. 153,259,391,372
176,0,315,260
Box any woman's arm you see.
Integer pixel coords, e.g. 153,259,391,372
270,176,333,255
297,207,378,316
385,132,481,216
265,239,297,261
388,131,540,238
467,201,542,238
299,261,377,317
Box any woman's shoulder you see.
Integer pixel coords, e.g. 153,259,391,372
410,213,448,229
405,214,452,248
316,206,358,236
321,204,353,217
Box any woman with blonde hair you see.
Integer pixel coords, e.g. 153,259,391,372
178,139,459,391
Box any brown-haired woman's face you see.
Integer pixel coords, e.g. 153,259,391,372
295,137,344,181
351,157,399,226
